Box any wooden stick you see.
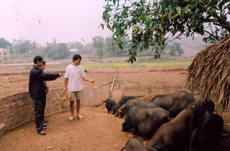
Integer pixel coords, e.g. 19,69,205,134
110,72,117,93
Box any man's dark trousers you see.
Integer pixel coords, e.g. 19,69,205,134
41,95,46,122
32,97,45,132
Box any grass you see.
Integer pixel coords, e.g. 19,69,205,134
81,62,191,68
1,54,193,69
79,54,192,68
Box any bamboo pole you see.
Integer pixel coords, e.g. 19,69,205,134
110,72,117,93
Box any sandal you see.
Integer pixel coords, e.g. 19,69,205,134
69,117,74,121
77,115,83,119
42,123,47,127
38,130,46,135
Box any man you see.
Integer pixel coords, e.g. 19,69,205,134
29,56,62,135
39,61,49,125
64,54,95,121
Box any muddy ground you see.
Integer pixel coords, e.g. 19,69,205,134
0,66,229,151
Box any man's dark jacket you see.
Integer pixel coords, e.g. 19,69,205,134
29,65,60,99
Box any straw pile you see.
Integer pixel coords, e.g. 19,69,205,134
186,34,230,112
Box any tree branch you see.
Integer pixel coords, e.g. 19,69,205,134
212,13,230,33
213,23,230,31
203,30,220,41
168,33,183,42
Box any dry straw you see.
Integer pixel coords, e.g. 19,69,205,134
186,34,230,112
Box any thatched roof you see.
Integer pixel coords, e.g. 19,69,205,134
186,34,230,112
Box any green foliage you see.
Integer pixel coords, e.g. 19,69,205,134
95,49,104,59
169,42,184,56
104,37,116,57
46,43,71,60
82,42,94,54
0,38,12,49
92,36,104,49
92,36,105,59
12,40,35,56
102,0,230,63
92,36,129,58
9,39,70,60
104,37,128,57
69,41,84,52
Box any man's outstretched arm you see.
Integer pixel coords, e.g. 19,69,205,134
82,77,95,83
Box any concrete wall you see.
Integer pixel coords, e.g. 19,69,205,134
0,84,109,138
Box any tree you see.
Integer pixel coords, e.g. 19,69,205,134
104,37,116,57
0,38,12,49
68,41,84,52
47,43,71,60
102,0,230,62
169,42,184,56
11,40,43,57
92,36,104,59
104,37,127,57
12,40,33,56
82,42,94,54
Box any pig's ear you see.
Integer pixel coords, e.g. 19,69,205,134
121,118,125,124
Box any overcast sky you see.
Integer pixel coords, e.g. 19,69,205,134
0,0,112,45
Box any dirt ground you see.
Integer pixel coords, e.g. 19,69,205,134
0,66,230,151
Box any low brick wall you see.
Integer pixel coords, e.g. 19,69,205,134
0,92,34,138
0,81,188,138
0,84,109,138
121,84,188,97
